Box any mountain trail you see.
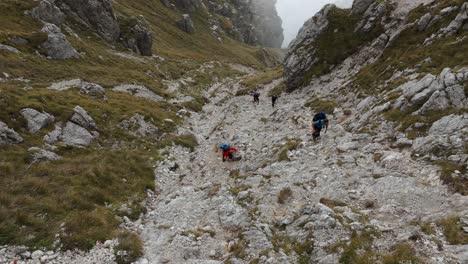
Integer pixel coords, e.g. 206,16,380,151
136,76,468,263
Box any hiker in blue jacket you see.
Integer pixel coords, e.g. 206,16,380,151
312,111,329,140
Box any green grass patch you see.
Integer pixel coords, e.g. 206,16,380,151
237,67,283,95
304,97,337,114
381,243,423,264
114,231,144,264
159,134,199,152
277,138,302,162
437,216,468,245
434,160,467,195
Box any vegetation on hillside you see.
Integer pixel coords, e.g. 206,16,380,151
0,0,278,254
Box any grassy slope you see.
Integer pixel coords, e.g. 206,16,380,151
0,0,273,251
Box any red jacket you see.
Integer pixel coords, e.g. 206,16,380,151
223,147,238,159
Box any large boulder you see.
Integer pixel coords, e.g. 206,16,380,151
31,0,66,25
283,4,334,89
54,0,120,42
112,84,164,102
40,23,79,59
429,114,468,136
20,108,55,133
0,44,20,53
49,79,105,98
70,106,97,130
0,121,23,145
62,121,95,147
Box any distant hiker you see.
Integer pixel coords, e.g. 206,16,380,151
220,143,241,162
252,90,260,105
271,95,279,108
312,111,329,140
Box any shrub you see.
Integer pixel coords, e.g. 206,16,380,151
437,216,468,245
435,160,467,195
304,97,337,114
381,243,423,264
114,231,144,264
277,187,293,204
319,198,346,208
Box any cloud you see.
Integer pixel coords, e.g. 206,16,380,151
276,0,353,47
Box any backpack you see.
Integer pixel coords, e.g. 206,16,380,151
315,120,325,129
253,92,260,97
220,143,230,151
313,111,327,122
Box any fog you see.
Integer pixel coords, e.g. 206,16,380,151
276,0,353,47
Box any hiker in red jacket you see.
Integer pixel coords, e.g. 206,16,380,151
220,143,240,162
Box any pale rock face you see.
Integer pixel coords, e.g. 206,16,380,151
283,4,334,89
351,0,374,15
0,44,20,53
442,2,468,35
48,79,106,98
54,0,121,42
20,108,55,133
31,0,66,25
0,121,23,145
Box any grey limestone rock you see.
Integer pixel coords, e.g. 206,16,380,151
20,108,55,133
112,84,164,102
40,23,79,59
0,121,23,145
0,44,20,53
70,106,97,130
28,147,62,163
31,0,66,25
54,0,120,42
62,121,95,147
351,0,374,16
123,22,153,56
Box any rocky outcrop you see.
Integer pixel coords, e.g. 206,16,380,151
49,79,106,98
123,22,153,56
119,114,160,138
283,4,334,89
20,108,55,133
53,0,120,42
0,121,23,145
43,106,98,147
31,0,66,25
174,0,284,47
442,2,468,35
39,23,79,59
392,68,468,115
351,0,374,15
177,14,195,34
28,147,62,163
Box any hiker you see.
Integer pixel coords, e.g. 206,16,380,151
252,90,260,105
312,111,329,140
220,143,241,162
271,95,279,108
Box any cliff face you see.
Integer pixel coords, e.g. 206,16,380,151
284,0,467,90
189,0,284,48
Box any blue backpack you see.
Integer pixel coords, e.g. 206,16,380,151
220,143,230,151
315,120,325,129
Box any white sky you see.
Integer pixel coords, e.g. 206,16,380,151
276,0,353,47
